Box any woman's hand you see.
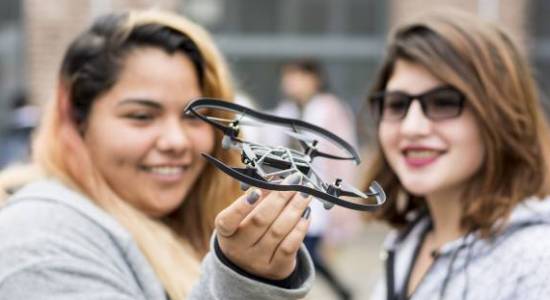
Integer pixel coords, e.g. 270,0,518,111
215,173,312,280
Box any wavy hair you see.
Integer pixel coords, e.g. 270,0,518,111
363,10,550,237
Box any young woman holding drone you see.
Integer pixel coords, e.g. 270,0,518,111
0,10,314,299
364,9,550,300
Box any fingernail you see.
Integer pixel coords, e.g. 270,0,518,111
285,173,302,185
300,192,309,198
245,190,260,205
301,207,311,219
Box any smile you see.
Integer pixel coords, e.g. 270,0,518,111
145,166,187,174
141,165,190,182
403,149,443,168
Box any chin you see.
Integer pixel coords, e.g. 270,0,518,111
399,178,438,197
146,203,182,218
143,195,186,218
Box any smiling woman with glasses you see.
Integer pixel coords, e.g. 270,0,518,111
362,9,550,300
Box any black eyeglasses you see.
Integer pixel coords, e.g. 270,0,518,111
369,85,465,122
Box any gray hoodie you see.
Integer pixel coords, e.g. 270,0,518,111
371,197,550,300
0,179,314,300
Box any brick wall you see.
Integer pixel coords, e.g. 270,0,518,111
388,0,528,52
24,0,178,106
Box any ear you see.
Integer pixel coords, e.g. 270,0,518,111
56,80,86,134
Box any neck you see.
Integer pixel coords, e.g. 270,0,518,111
292,92,316,106
424,188,464,248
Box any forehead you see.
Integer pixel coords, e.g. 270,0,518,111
386,59,444,94
118,47,198,83
99,47,201,106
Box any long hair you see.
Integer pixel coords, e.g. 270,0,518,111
3,10,241,299
363,10,550,237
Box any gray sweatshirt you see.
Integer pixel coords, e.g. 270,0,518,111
371,197,550,300
0,179,314,300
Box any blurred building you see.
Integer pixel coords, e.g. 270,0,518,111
0,0,549,136
0,1,548,298
0,1,23,144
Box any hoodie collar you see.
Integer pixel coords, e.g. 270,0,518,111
384,196,550,255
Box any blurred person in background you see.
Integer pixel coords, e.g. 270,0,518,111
0,10,315,300
0,91,40,168
364,9,550,300
270,58,357,300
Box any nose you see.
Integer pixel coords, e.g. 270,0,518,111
156,118,191,154
400,100,431,137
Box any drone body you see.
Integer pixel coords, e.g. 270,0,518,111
185,98,386,211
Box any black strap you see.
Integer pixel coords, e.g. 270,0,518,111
214,237,301,289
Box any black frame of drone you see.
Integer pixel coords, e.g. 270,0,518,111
184,98,386,211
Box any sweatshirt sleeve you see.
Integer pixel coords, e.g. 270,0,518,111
188,233,315,300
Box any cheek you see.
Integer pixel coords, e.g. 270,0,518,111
446,116,486,174
85,121,153,168
189,125,216,155
459,129,485,170
378,123,398,160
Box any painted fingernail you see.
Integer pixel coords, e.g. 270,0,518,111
301,207,311,220
285,173,302,185
300,192,309,198
246,190,260,205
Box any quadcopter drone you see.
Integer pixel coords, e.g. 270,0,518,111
184,98,386,211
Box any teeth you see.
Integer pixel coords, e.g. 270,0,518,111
406,150,438,158
146,166,185,175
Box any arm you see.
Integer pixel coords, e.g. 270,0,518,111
189,237,314,300
190,173,315,299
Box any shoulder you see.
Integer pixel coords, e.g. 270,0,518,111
308,94,344,111
1,179,131,243
494,197,550,260
495,223,550,260
482,223,550,297
306,94,355,123
0,179,133,274
0,180,156,298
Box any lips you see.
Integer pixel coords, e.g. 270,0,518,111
141,164,190,182
402,148,445,168
143,166,188,175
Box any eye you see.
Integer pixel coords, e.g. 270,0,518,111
125,111,155,121
424,88,464,119
430,90,463,107
384,93,409,112
182,113,199,120
181,112,207,127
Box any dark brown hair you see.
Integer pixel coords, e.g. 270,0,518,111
363,10,550,237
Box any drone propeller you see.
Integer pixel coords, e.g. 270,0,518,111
185,98,361,165
202,153,386,211
282,130,317,144
184,98,387,212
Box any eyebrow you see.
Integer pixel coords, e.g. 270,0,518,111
116,99,162,109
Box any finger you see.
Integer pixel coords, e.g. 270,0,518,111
269,207,312,278
255,193,312,252
215,188,262,237
239,173,302,243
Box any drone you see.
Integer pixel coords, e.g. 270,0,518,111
184,98,386,211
